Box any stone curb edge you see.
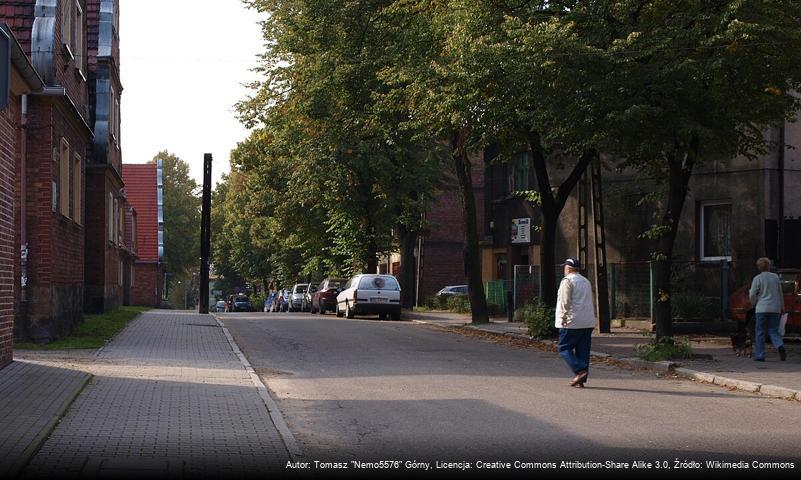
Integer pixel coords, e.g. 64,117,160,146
211,314,305,461
8,371,93,478
413,319,801,403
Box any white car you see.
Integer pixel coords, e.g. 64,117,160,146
336,274,402,320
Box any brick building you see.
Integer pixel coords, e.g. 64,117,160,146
83,0,125,313
1,0,94,343
415,155,486,302
0,24,45,367
122,162,165,307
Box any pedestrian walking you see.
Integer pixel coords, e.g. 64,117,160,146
555,258,596,387
749,257,787,362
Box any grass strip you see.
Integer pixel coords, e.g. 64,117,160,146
15,306,150,350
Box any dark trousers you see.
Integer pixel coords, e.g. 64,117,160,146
558,328,593,376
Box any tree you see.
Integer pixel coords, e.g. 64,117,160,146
150,151,201,282
236,0,445,299
580,0,801,340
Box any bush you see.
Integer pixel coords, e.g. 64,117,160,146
251,292,267,311
516,298,557,339
446,294,471,313
634,336,694,361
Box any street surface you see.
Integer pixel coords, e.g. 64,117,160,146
219,311,801,466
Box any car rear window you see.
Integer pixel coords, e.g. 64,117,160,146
295,285,307,293
236,297,250,302
358,276,399,290
327,280,344,288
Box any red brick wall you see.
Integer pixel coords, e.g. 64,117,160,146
16,98,88,343
420,154,485,300
84,165,123,312
0,93,20,367
131,262,163,307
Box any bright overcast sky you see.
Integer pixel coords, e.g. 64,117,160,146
120,0,265,188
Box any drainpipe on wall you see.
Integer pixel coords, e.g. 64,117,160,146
20,95,29,314
778,124,785,267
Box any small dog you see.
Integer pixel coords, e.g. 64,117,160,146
730,316,755,358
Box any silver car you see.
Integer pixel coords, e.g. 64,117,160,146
288,284,309,312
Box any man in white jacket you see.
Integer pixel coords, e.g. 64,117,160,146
555,258,596,387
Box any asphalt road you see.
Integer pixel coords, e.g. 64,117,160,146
218,311,801,467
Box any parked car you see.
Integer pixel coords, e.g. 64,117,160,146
303,283,319,312
729,268,801,334
277,289,290,312
436,285,468,296
311,278,346,314
232,295,253,312
215,300,226,312
336,274,401,320
288,284,309,312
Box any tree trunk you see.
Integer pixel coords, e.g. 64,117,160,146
539,214,559,307
528,132,596,307
653,140,697,341
451,131,489,324
396,222,417,309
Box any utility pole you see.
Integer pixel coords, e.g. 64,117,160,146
199,154,212,313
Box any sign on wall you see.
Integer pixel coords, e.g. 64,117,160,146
511,218,531,244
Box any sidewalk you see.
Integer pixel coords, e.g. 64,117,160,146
4,310,293,479
406,310,801,401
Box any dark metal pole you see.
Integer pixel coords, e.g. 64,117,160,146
199,154,212,313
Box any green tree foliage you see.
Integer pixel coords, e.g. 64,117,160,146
226,0,445,295
149,151,201,280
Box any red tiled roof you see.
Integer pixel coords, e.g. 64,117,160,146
122,164,159,262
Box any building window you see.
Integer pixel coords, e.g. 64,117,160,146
700,202,732,261
507,152,530,194
61,1,73,54
110,85,117,146
73,153,81,223
118,204,124,245
59,139,70,218
108,192,114,242
131,216,137,250
62,0,86,74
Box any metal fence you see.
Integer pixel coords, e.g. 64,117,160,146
505,260,733,323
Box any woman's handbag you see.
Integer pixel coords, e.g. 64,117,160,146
778,313,788,337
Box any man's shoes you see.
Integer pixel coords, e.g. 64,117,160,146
779,346,787,361
754,358,765,362
570,370,588,386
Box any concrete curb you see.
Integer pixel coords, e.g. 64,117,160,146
673,367,800,401
8,372,92,478
212,314,305,460
413,318,801,403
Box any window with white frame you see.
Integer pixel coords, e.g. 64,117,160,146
107,192,114,242
73,153,81,223
61,0,86,75
59,139,70,218
700,202,732,261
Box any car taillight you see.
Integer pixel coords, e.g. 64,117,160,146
354,290,358,302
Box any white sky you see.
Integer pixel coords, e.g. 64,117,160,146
120,0,265,188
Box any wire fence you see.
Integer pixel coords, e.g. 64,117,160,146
492,260,733,322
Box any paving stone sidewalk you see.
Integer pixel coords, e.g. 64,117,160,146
0,361,91,478
14,310,292,479
406,310,801,398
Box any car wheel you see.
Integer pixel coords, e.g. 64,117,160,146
336,304,344,318
378,313,387,320
345,301,355,319
391,309,401,321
